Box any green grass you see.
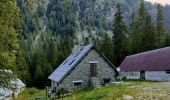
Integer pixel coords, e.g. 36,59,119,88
64,82,140,100
16,88,47,100
17,81,168,100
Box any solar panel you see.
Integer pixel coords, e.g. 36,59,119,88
48,44,93,82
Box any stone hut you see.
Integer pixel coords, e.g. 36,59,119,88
48,44,118,90
119,47,170,81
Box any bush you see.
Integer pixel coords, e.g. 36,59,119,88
27,88,39,95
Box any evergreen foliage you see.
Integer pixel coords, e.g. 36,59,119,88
112,4,128,66
1,0,169,89
33,65,45,89
0,0,29,87
100,33,113,63
156,4,166,48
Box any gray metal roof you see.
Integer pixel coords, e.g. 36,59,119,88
48,44,94,82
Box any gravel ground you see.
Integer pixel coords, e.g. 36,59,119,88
125,82,170,100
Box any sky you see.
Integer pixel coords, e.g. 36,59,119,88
145,0,170,5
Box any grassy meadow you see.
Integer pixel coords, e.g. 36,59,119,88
16,81,170,100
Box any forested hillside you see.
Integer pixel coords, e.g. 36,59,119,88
1,0,170,89
16,0,170,88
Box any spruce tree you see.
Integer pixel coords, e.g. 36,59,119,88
128,12,141,54
100,33,113,63
156,4,166,48
138,0,147,52
141,14,156,51
33,65,45,88
47,38,58,68
112,4,127,66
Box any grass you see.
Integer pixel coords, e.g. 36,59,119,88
16,81,170,100
64,82,141,100
16,88,47,100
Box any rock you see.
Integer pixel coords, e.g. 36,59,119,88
123,94,133,100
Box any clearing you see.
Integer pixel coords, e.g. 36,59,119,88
17,81,170,100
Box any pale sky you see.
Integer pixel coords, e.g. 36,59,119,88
145,0,170,5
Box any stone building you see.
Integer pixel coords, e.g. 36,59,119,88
119,47,170,81
48,44,118,90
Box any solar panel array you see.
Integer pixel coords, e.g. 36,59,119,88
48,44,94,82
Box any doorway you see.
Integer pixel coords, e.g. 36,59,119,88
140,71,145,80
90,63,97,77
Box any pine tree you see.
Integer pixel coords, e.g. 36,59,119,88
33,65,45,88
42,63,53,86
100,33,113,63
141,14,156,51
112,4,127,66
128,12,141,54
138,0,148,52
165,33,170,46
156,4,166,48
47,38,58,68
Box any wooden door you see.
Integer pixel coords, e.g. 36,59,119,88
90,63,97,77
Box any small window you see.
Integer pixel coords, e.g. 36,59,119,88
165,70,170,74
74,82,81,86
73,81,82,86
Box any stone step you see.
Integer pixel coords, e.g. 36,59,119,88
90,77,102,87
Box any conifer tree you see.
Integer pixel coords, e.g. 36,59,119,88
128,12,141,54
137,0,148,52
100,33,113,63
34,65,45,88
112,4,127,66
156,4,166,48
47,38,58,68
141,14,156,51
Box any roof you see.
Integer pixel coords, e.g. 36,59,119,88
48,44,117,82
120,47,170,71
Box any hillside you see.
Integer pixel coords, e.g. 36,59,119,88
16,0,170,59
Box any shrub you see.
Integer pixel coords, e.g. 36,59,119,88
27,88,39,95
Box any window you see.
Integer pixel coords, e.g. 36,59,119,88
73,80,82,86
165,70,170,74
90,62,98,77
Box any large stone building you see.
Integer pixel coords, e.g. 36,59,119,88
119,47,170,81
48,44,118,90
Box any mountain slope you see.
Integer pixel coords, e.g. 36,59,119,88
17,0,170,63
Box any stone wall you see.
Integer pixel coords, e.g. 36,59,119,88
53,49,116,90
119,71,170,81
